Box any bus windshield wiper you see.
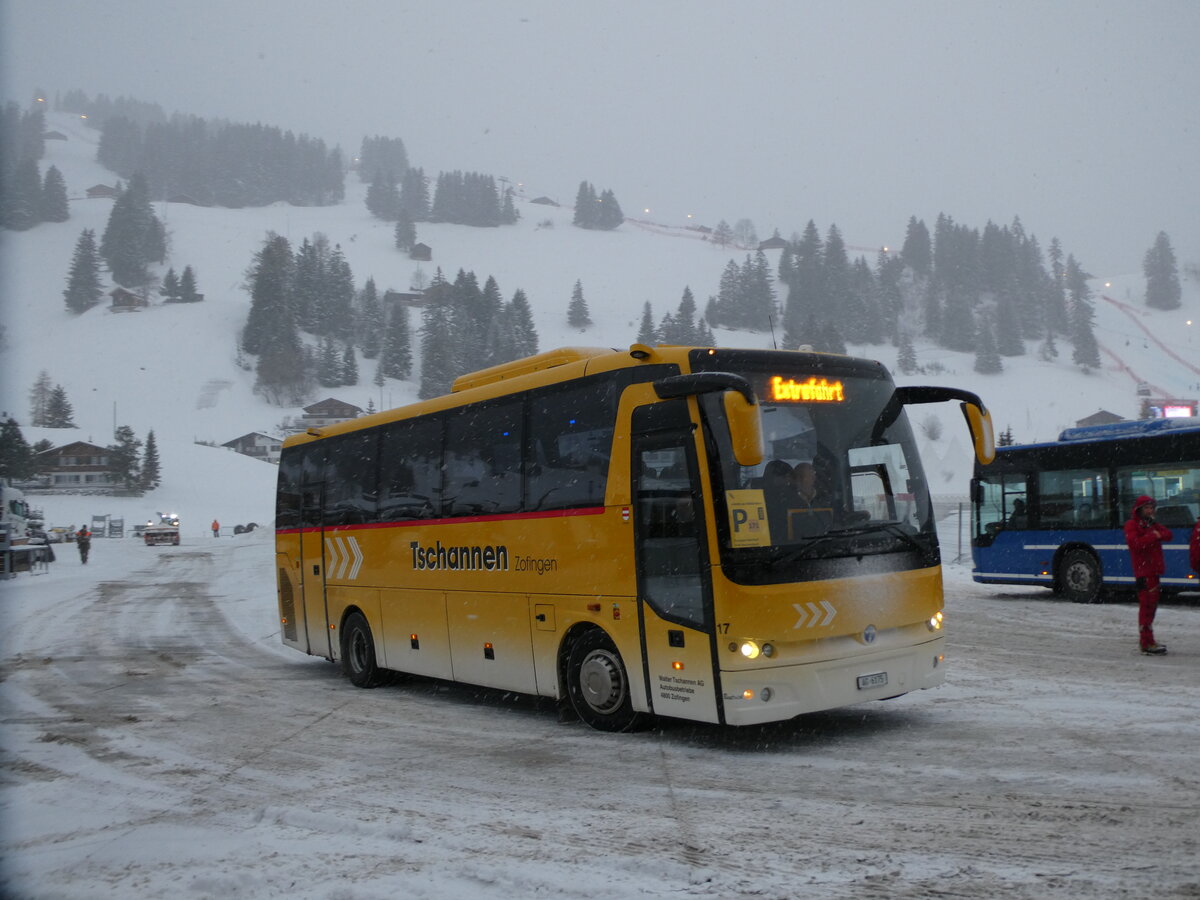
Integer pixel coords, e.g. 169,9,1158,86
854,521,927,554
769,522,925,563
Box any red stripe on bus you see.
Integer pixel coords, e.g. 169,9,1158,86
275,505,608,535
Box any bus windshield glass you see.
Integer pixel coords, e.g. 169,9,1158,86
695,356,936,580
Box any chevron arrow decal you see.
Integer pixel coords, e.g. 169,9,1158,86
324,536,364,581
347,537,363,579
792,600,837,629
326,536,344,579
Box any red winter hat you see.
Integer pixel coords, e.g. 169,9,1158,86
1133,495,1157,511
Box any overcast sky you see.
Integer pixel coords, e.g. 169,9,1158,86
3,0,1197,274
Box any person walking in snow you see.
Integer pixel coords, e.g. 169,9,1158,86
74,526,92,564
1124,495,1172,655
211,519,220,538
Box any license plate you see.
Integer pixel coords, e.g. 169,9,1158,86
856,671,888,690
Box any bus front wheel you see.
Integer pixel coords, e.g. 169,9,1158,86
566,629,643,732
1058,549,1102,603
341,611,388,688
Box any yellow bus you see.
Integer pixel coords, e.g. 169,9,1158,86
275,344,993,730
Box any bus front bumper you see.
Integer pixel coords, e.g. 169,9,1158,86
719,636,947,727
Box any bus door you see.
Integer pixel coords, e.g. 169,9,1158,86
631,400,721,724
299,457,333,660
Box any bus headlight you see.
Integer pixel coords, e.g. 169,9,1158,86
927,611,944,632
740,641,761,659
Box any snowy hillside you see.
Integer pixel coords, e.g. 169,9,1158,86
2,112,1198,532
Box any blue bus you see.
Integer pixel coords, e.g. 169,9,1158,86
971,418,1200,602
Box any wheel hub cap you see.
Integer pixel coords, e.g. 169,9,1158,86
579,651,623,712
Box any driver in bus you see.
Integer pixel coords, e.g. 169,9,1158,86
761,460,799,540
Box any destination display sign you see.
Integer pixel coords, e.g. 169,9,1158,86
767,376,846,403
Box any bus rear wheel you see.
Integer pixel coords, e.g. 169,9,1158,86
566,629,643,732
1058,549,1102,603
341,611,388,688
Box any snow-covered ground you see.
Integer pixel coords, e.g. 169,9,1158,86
2,522,1198,898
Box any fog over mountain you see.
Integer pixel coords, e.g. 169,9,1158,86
4,0,1198,273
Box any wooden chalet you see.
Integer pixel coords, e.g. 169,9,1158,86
409,242,432,261
110,287,148,312
35,441,119,490
300,398,363,430
222,432,283,464
86,184,119,199
1074,410,1125,428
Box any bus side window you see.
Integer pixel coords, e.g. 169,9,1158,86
1038,469,1105,530
445,399,523,517
277,448,303,530
636,443,705,627
299,445,325,529
527,378,616,511
976,474,1028,538
323,431,378,526
379,417,444,521
1117,461,1200,525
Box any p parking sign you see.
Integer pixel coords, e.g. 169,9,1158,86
726,490,770,547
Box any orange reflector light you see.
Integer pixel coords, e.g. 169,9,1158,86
742,689,755,700
410,634,418,641
587,603,601,612
329,623,336,630
484,642,494,650
672,661,684,670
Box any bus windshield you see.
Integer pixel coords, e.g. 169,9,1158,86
697,361,936,581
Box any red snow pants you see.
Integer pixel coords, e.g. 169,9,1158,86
1137,575,1160,648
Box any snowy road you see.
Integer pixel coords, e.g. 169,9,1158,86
2,533,1199,898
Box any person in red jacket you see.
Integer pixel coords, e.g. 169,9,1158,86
1124,495,1172,655
1190,518,1200,575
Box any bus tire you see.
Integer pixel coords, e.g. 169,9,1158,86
1058,549,1102,603
341,611,388,688
565,628,643,732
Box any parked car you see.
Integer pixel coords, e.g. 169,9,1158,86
46,527,72,543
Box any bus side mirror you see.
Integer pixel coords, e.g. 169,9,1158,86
723,390,764,468
652,372,763,467
961,402,995,465
894,386,994,466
